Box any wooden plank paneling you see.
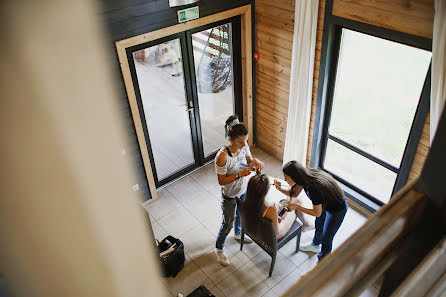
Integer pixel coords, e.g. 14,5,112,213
254,13,295,32
256,38,293,59
256,0,295,12
256,23,294,41
257,72,291,93
254,0,295,159
257,63,291,85
257,76,290,99
332,0,434,38
255,4,295,22
256,31,294,51
306,0,326,167
408,113,431,181
255,0,432,188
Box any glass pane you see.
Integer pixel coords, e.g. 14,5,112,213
133,38,195,180
324,140,397,203
192,23,235,157
330,29,431,167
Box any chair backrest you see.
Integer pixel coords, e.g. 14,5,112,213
236,198,278,257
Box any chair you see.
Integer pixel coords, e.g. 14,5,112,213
236,198,302,277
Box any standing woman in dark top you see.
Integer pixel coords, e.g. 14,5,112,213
274,160,347,261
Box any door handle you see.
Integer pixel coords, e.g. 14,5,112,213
186,107,194,119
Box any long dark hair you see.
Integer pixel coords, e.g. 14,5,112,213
225,115,248,139
244,174,270,232
283,161,344,203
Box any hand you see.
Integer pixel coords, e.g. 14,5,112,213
273,179,281,190
239,166,255,177
252,158,264,171
286,203,298,211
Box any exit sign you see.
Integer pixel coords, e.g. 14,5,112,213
177,6,199,23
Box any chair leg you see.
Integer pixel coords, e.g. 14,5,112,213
269,252,276,277
296,226,302,253
240,232,244,251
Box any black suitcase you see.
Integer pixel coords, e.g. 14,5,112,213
158,235,185,277
187,285,215,297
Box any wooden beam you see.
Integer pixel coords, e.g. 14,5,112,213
332,0,434,38
241,5,253,146
391,236,446,297
282,183,427,297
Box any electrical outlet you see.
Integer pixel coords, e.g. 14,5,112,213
132,184,139,191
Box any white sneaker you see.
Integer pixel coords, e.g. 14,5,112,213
234,234,253,243
215,248,230,266
299,243,321,253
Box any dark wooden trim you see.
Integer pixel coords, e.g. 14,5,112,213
311,0,433,211
328,134,399,173
392,66,431,195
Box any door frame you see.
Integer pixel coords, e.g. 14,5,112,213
116,5,253,199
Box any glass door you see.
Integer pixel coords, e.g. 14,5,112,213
188,17,242,162
127,17,242,188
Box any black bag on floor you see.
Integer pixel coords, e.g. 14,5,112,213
157,235,185,277
187,285,215,297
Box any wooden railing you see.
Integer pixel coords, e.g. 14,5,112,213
282,181,430,297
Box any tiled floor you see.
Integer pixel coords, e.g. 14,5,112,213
143,147,379,297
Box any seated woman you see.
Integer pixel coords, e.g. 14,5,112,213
244,173,298,239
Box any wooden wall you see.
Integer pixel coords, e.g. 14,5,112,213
254,0,433,184
254,0,325,161
254,0,295,158
99,0,251,199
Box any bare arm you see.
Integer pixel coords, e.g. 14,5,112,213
246,155,264,171
287,203,323,217
274,182,304,199
264,206,279,235
216,152,253,186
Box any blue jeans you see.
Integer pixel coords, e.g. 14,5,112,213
215,193,245,250
313,200,347,261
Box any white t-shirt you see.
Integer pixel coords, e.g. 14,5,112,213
215,146,252,198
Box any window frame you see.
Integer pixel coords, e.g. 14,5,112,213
310,1,432,212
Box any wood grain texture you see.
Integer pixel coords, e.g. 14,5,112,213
283,184,427,297
332,0,434,38
306,0,326,167
254,0,432,193
254,0,295,159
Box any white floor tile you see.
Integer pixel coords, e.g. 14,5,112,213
164,262,213,297
150,220,168,242
216,261,270,297
208,285,226,297
224,235,264,264
262,288,279,297
195,248,244,285
157,207,200,238
201,211,224,236
298,254,319,274
250,251,297,288
144,189,181,220
183,192,221,225
179,224,215,261
271,267,303,296
166,176,207,205
250,147,273,162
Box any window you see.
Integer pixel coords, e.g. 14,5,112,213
314,26,431,208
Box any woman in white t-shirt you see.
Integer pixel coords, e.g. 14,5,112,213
214,115,264,266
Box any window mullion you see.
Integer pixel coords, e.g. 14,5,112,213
328,134,400,173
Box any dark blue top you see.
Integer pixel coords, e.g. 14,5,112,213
304,187,346,213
